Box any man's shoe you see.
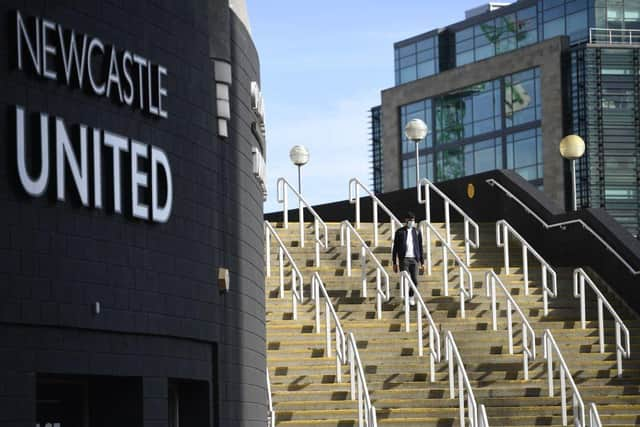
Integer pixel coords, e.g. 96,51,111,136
409,296,416,306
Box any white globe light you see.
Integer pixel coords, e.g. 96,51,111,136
404,119,428,142
289,145,310,166
559,135,585,160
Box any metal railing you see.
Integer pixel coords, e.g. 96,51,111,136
542,329,586,426
277,177,328,266
349,177,403,247
419,220,474,318
590,27,640,45
265,220,304,320
496,220,557,316
346,332,378,427
340,220,390,319
445,331,490,427
399,271,441,382
486,178,640,275
573,268,631,377
589,402,602,427
418,178,480,265
311,272,348,382
266,368,275,427
485,270,536,380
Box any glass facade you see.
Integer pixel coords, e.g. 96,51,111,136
573,46,640,234
369,106,383,193
400,67,542,189
395,35,439,85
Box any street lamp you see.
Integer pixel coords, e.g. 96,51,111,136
559,134,585,211
404,119,428,187
289,145,309,195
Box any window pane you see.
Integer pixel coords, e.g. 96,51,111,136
544,17,565,39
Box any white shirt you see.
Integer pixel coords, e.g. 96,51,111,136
405,228,415,258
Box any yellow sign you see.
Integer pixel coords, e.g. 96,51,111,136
467,183,475,199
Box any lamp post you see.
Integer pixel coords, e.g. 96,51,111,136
404,119,428,187
559,135,586,211
289,145,309,195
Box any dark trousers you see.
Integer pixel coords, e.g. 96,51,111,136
399,257,418,297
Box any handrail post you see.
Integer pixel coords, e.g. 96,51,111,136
464,220,470,265
346,230,352,276
355,185,360,229
361,245,367,298
299,202,304,248
444,201,451,244
325,301,331,357
442,245,449,297
283,185,288,229
542,265,549,316
373,200,379,247
278,247,284,298
522,246,528,295
292,273,298,320
598,298,604,353
579,272,586,329
503,222,510,275
404,275,410,333
314,219,320,267
265,227,271,277
417,304,423,357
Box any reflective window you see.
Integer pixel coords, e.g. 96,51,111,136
542,0,589,42
400,100,433,153
464,138,502,175
436,147,465,181
402,154,433,188
505,67,541,127
506,127,543,181
395,35,439,85
455,5,539,67
435,79,501,144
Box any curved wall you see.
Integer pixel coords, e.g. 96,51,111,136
0,1,266,426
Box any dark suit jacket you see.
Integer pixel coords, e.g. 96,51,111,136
392,226,424,266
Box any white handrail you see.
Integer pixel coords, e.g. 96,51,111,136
264,221,304,320
399,271,441,382
589,403,602,427
485,270,536,380
311,272,348,383
573,268,631,377
486,178,640,275
496,219,557,315
277,177,328,266
419,220,474,318
346,332,378,427
445,331,490,427
349,177,403,247
542,329,586,426
340,220,390,319
418,178,480,265
266,368,275,427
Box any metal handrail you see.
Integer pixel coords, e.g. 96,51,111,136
349,177,403,247
399,271,441,382
542,329,586,426
346,332,378,427
311,272,348,382
445,331,490,427
590,27,640,45
266,368,275,427
418,178,480,265
589,402,602,427
340,220,390,319
277,177,328,266
573,268,631,377
419,220,474,318
486,178,640,275
496,220,557,315
265,221,304,320
485,270,536,380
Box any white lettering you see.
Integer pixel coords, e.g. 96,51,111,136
87,37,106,95
41,19,57,80
93,129,102,208
151,147,172,223
57,26,87,87
130,141,149,219
16,106,49,196
103,131,128,214
16,11,41,74
56,118,89,205
106,46,123,103
133,54,147,110
122,51,134,106
158,65,168,119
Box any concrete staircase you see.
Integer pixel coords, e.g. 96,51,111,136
266,221,640,426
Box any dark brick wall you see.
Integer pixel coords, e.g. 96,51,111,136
0,1,265,426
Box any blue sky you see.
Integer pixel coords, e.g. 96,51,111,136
246,1,490,212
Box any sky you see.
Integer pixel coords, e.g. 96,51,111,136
246,1,489,213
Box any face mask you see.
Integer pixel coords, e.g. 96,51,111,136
406,220,415,228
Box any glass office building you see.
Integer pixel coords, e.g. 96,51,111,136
373,0,640,235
